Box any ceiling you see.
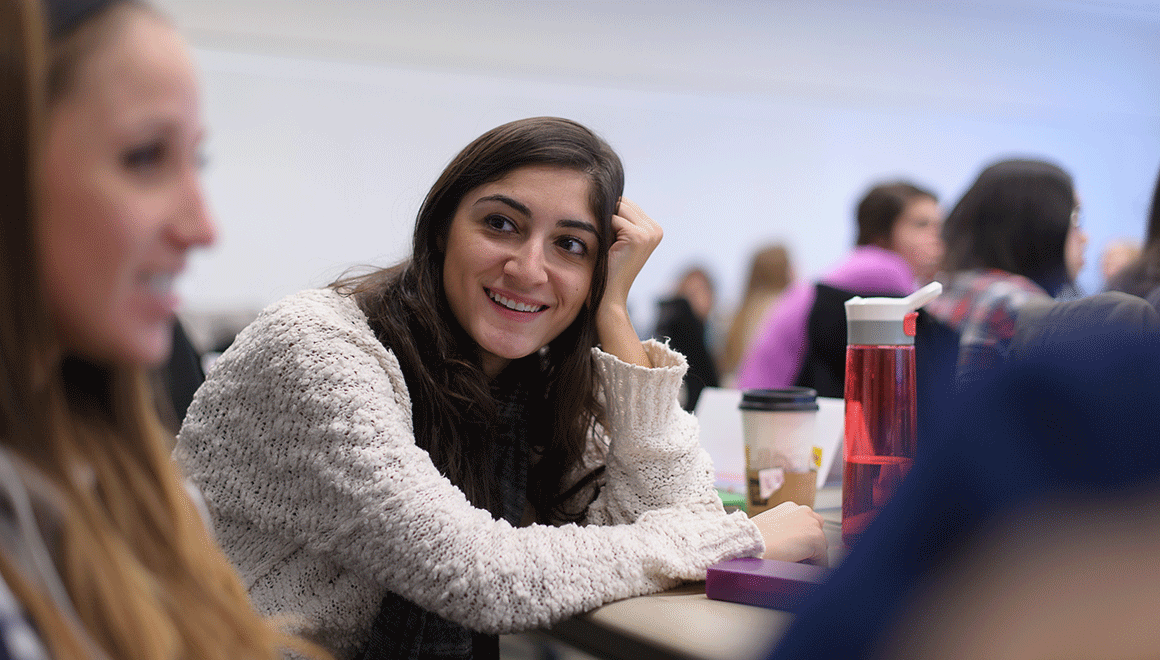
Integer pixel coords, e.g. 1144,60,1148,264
150,0,1160,118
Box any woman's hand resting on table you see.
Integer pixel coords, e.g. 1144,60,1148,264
752,502,828,566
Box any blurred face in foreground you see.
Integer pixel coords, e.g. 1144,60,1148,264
38,8,215,366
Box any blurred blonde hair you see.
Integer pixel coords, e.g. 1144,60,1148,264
0,2,328,658
720,244,793,376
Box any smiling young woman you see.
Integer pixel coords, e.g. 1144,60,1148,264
174,116,828,660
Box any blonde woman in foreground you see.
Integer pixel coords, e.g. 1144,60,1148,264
0,1,329,658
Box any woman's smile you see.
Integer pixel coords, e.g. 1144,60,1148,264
486,288,549,315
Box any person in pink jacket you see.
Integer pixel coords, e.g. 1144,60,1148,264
736,181,943,391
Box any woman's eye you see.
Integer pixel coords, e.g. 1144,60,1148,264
484,214,512,230
558,236,589,256
122,142,166,171
485,214,515,232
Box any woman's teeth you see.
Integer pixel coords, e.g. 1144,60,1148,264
489,291,545,313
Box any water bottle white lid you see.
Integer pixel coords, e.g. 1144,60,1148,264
844,281,943,322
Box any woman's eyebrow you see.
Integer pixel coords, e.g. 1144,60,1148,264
558,219,598,236
474,194,530,217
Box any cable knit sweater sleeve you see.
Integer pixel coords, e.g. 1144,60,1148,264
174,289,762,654
581,339,739,524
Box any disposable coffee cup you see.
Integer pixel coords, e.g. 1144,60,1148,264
740,388,819,514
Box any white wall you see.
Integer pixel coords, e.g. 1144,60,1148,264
163,0,1160,340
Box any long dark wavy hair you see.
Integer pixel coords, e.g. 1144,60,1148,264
334,117,624,523
941,158,1076,296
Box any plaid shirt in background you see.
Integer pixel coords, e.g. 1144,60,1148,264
0,574,48,660
925,269,1052,378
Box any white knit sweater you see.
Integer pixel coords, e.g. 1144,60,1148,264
174,288,764,659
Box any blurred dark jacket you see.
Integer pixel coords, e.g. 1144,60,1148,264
654,296,719,411
154,320,206,434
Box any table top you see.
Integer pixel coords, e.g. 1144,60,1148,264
542,487,843,660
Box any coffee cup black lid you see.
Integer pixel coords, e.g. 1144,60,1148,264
739,387,819,412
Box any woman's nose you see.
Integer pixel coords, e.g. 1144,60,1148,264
504,241,549,285
171,169,217,249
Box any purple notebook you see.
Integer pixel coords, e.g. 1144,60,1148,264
705,557,829,611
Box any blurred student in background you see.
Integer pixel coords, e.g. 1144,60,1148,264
653,265,720,410
0,1,328,659
718,243,793,386
736,181,942,394
1106,165,1160,303
924,158,1087,387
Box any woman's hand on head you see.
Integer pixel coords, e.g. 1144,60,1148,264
751,502,829,566
595,198,663,367
603,198,663,312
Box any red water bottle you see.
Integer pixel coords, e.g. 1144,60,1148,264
841,282,941,549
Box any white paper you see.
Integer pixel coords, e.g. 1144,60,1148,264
813,396,845,488
694,387,746,493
